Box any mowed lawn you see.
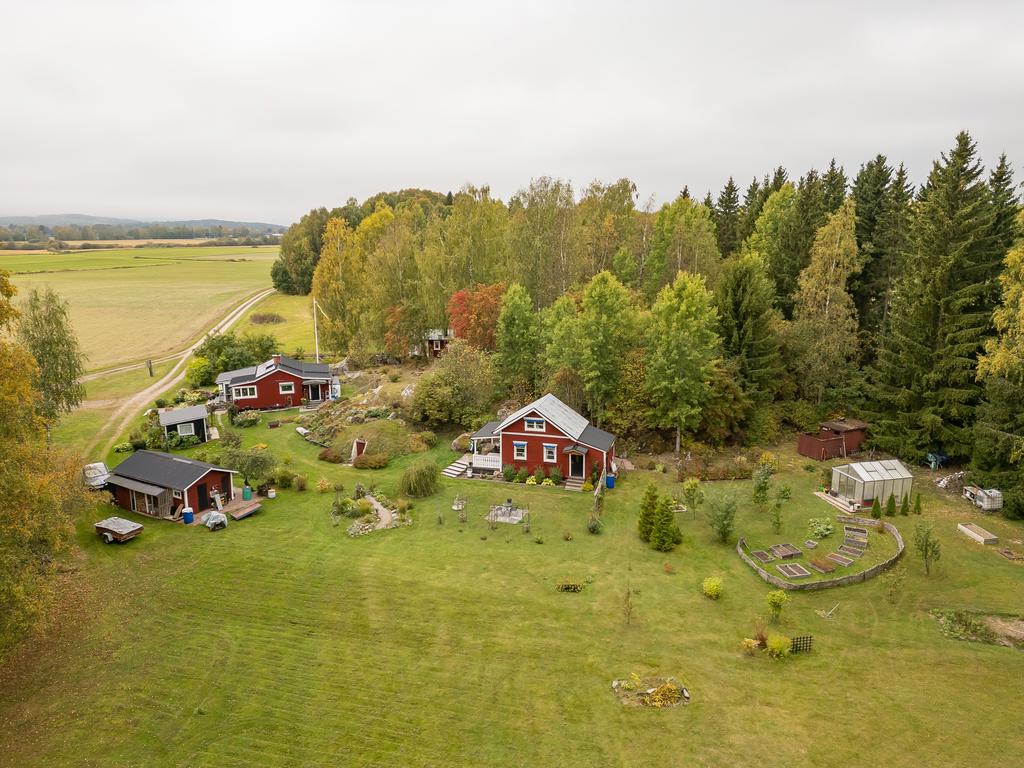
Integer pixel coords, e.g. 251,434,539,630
3,246,278,369
1,434,1023,767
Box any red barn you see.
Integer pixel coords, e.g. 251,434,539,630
216,353,336,410
468,394,616,486
797,418,868,461
106,450,237,518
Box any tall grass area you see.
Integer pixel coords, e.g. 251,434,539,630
4,246,277,369
1,433,1022,767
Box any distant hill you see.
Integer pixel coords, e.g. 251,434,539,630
0,214,284,232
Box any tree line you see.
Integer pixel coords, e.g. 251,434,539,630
274,132,1024,518
0,222,282,246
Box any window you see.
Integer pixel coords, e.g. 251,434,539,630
543,444,557,463
279,381,295,394
233,385,257,399
177,422,195,437
524,418,546,432
433,339,441,350
172,489,183,499
513,441,527,460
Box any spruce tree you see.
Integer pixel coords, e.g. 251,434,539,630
913,493,922,515
871,497,882,519
822,158,848,212
869,132,998,460
738,177,763,242
713,177,742,257
714,253,783,406
638,483,659,542
742,184,803,317
899,495,910,516
650,496,682,552
885,495,897,517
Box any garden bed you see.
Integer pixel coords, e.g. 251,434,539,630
611,676,690,708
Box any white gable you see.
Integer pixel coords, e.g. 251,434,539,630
496,393,589,440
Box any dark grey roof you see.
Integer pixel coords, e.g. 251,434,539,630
578,424,615,452
158,404,209,427
471,420,501,440
215,354,330,386
113,450,234,490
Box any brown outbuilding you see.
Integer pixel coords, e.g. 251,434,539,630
797,418,868,461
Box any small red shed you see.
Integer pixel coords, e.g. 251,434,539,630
797,418,868,461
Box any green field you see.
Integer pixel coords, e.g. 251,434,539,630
2,426,1021,767
3,246,277,369
236,291,317,357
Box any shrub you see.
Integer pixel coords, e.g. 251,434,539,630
365,406,390,419
757,451,778,474
316,477,333,493
807,517,834,539
525,476,537,485
233,410,260,428
645,681,682,708
587,516,603,535
654,463,666,474
416,430,437,447
766,590,790,620
581,480,594,492
556,580,582,592
502,464,517,482
395,498,413,514
154,398,168,408
702,576,723,600
353,452,389,469
741,638,760,656
130,438,147,451
516,468,529,483
707,497,737,543
563,531,574,542
276,469,295,488
650,496,682,552
533,467,545,483
870,497,882,519
542,478,554,486
356,497,374,517
914,493,923,515
113,442,133,453
534,536,544,544
766,634,792,660
249,312,284,324
753,617,768,647
398,459,440,497
549,467,564,485
294,474,307,491
388,372,400,383
318,447,344,463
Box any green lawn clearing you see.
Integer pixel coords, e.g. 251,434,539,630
1,434,1022,767
236,291,317,357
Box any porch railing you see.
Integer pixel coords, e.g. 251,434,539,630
471,453,502,471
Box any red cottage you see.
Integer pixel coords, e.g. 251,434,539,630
468,394,617,486
106,450,237,519
216,353,337,410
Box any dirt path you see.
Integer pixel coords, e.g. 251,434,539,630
83,288,276,459
368,495,394,529
80,287,275,382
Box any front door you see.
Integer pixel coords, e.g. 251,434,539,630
197,483,209,511
569,453,584,479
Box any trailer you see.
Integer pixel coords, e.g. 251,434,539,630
94,516,144,544
963,486,1003,511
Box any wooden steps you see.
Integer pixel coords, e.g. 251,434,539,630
564,478,585,492
442,457,469,478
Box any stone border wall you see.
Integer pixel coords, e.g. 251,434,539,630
737,515,905,591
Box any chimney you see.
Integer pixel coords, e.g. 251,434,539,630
271,353,281,366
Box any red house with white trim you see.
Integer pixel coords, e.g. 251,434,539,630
468,394,616,483
216,353,338,410
106,450,237,518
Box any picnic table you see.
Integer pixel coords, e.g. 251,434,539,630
94,516,144,544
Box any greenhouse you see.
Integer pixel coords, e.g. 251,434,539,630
831,459,913,507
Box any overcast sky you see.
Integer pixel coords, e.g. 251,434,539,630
3,0,1022,225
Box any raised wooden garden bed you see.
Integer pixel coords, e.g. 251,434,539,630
776,563,811,579
827,552,854,567
808,557,836,574
769,543,802,559
751,549,774,564
957,522,998,545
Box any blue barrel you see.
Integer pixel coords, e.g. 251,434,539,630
182,507,194,525
606,475,615,489
242,485,252,501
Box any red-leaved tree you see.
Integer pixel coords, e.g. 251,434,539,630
445,282,506,350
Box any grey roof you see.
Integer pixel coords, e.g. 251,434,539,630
820,418,868,433
834,459,912,483
579,424,616,451
106,475,167,496
471,420,501,440
215,355,331,386
497,393,591,441
158,404,209,427
113,450,234,490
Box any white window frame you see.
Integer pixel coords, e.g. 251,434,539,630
432,339,441,351
543,444,557,463
279,381,296,394
524,418,546,432
233,385,257,399
172,489,183,499
513,441,527,461
177,422,195,437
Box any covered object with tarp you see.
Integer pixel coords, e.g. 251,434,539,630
831,459,913,506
